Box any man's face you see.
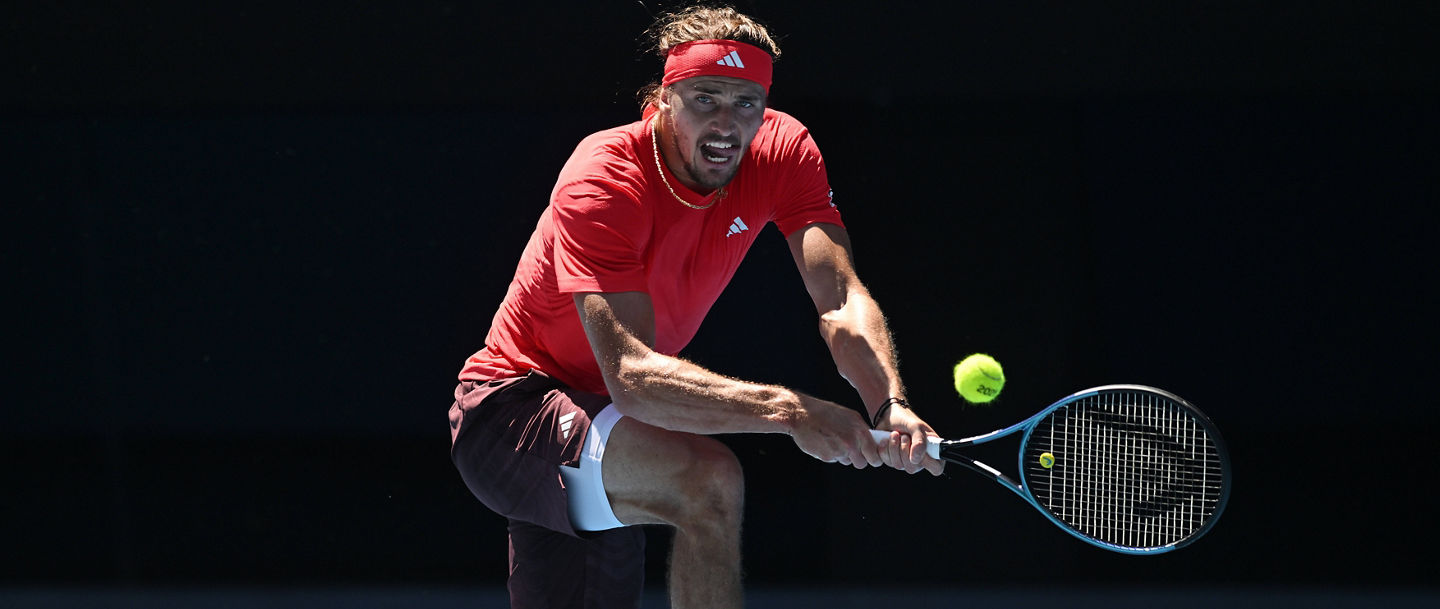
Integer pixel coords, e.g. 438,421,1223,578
657,76,767,192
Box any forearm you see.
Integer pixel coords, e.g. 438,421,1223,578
606,347,805,434
577,291,809,435
818,287,904,423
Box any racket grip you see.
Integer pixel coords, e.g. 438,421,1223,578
869,429,942,460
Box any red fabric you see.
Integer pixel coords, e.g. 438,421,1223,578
663,39,773,93
460,108,840,394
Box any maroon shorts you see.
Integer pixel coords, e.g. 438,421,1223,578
449,371,646,608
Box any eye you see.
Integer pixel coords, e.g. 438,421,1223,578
736,100,754,109
695,94,714,105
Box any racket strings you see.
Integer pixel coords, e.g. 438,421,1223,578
1023,390,1225,549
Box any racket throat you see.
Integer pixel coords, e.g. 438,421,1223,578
947,453,1025,497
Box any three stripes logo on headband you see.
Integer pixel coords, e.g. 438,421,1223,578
663,40,772,93
716,51,746,68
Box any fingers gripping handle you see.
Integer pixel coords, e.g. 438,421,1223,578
869,429,942,460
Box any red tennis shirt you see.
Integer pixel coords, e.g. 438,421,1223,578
460,108,843,395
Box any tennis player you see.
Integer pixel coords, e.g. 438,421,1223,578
449,5,943,607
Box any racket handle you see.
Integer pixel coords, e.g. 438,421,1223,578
869,429,942,460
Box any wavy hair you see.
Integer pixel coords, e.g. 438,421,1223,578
637,4,782,108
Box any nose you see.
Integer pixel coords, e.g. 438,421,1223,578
708,104,737,138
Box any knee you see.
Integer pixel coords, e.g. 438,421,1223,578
671,438,744,527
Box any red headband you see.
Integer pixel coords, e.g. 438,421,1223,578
662,39,773,93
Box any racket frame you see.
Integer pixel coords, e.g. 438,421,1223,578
884,384,1230,554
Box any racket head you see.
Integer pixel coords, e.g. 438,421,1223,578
1016,385,1231,554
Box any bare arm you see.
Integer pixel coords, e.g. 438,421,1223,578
787,222,943,475
786,223,903,417
574,290,881,467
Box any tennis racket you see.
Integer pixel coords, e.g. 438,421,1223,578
871,384,1230,554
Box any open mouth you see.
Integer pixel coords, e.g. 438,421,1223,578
700,140,738,164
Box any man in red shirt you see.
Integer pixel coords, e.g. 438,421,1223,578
450,6,943,608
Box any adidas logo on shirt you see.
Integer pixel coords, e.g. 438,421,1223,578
716,51,746,69
559,412,576,440
725,216,749,237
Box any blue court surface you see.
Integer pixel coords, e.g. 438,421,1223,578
3,587,1437,608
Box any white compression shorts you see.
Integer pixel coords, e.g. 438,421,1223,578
557,403,627,531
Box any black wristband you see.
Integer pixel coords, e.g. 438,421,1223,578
870,397,908,428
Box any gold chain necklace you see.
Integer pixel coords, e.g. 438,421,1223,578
651,117,725,210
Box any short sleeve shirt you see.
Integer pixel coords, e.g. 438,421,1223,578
460,108,842,394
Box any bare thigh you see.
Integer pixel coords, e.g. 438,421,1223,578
601,416,744,527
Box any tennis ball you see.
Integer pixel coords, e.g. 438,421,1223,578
1039,452,1055,469
953,353,1005,404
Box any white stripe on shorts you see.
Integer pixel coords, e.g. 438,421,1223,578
558,403,626,531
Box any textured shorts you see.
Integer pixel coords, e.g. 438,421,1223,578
449,371,646,608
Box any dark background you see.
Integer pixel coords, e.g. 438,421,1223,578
5,0,1437,594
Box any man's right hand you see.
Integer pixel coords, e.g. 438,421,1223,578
788,397,883,469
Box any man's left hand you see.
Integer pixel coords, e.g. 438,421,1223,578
873,404,945,476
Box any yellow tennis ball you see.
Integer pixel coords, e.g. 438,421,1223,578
1039,452,1055,469
953,353,1005,404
